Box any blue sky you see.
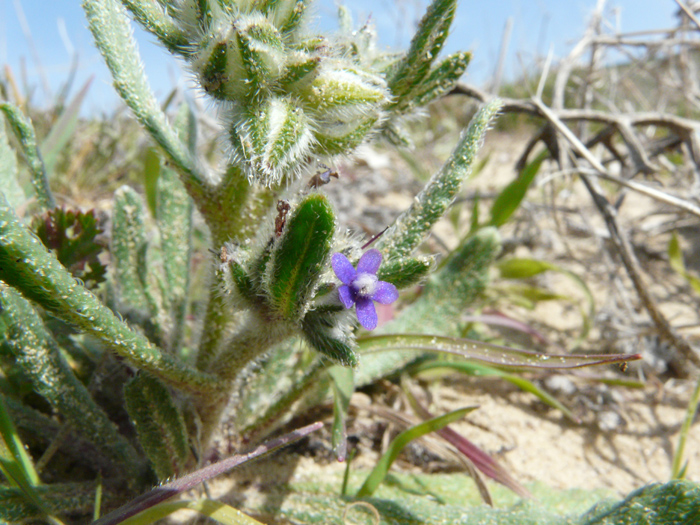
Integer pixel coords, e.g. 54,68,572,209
0,1,677,113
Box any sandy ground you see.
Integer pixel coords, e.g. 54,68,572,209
200,128,700,513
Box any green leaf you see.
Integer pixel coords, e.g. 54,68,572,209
668,231,700,294
32,207,107,288
488,151,546,227
156,104,195,351
143,148,161,217
82,0,207,205
0,285,142,475
376,99,502,259
414,360,578,422
358,333,641,371
117,499,265,525
376,255,435,289
0,113,24,208
111,186,154,315
327,365,354,461
0,103,54,210
302,307,358,367
496,257,595,342
410,51,472,108
0,193,220,395
388,0,458,101
124,373,189,481
267,194,335,321
120,0,189,55
356,406,476,497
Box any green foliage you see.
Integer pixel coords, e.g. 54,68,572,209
0,0,646,521
123,373,189,481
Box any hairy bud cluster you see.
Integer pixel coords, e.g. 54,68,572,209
168,0,390,186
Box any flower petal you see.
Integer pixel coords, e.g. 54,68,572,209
332,252,356,284
356,297,378,330
357,249,382,275
338,284,355,309
372,281,398,304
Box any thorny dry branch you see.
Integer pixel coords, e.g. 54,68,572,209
450,0,700,372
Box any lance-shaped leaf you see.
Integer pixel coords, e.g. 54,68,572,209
278,51,321,90
302,306,358,367
265,0,307,35
124,373,189,481
375,99,502,259
0,112,25,209
229,96,314,186
0,103,54,210
376,255,435,290
387,0,458,102
266,194,335,321
121,0,189,55
157,104,195,352
356,406,476,497
0,286,142,476
112,187,156,321
327,365,353,461
82,0,207,204
408,51,472,109
0,194,220,394
236,15,286,93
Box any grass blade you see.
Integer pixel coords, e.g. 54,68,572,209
118,499,265,525
327,365,353,462
356,407,476,497
358,333,641,370
93,422,323,525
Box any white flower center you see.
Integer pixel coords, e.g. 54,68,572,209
353,273,378,298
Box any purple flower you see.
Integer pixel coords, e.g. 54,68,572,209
331,249,399,330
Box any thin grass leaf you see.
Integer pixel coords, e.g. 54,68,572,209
358,333,641,370
143,148,160,216
413,360,579,422
0,103,54,209
0,397,64,524
669,231,700,294
401,375,530,499
0,395,40,486
488,151,546,227
93,422,323,525
496,258,595,342
118,499,265,525
672,375,700,479
463,311,556,347
41,77,92,175
356,407,476,498
327,365,353,462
